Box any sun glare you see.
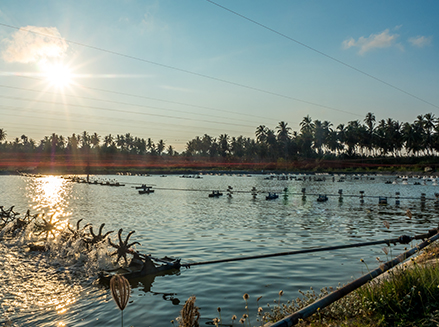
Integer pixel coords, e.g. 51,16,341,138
42,62,73,89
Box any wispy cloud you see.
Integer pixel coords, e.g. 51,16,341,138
1,26,68,63
408,35,432,48
140,12,169,35
342,29,401,55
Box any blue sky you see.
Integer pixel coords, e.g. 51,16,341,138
0,0,437,151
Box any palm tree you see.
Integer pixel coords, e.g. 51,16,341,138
299,116,314,157
0,128,6,143
218,134,229,158
67,133,78,151
276,121,291,158
255,125,268,144
125,133,134,152
91,132,100,149
20,134,28,145
345,120,361,156
402,122,420,156
363,112,376,155
167,145,174,156
81,131,90,150
104,134,114,147
336,124,346,155
156,139,165,155
424,113,436,155
364,112,376,132
116,135,126,151
200,134,212,157
147,138,155,154
313,120,324,155
300,115,315,135
276,121,291,143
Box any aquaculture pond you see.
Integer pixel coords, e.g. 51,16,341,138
1,173,438,326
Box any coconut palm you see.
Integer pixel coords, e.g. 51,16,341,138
167,145,174,156
218,134,229,157
91,133,100,149
81,131,90,149
424,113,436,155
156,139,165,155
300,115,315,135
255,125,268,144
67,133,78,151
104,134,114,147
0,128,6,143
313,120,325,155
276,121,291,143
363,112,376,155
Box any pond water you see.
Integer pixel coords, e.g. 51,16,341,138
1,173,438,326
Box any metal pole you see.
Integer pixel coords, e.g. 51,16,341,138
185,235,417,267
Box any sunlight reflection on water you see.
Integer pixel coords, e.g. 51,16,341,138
27,176,71,217
25,176,72,240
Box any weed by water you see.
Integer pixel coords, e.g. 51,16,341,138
263,242,439,327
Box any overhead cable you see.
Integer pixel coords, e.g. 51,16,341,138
0,22,361,117
205,0,439,110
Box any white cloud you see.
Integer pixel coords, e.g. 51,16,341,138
2,26,68,63
408,35,432,48
342,29,401,55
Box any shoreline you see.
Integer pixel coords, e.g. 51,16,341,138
1,167,438,177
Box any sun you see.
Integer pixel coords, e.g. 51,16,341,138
42,62,73,89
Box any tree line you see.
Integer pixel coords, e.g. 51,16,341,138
185,112,438,160
0,131,173,157
0,112,438,162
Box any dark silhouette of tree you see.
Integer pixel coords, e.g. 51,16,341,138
167,145,174,156
91,133,100,149
364,112,376,156
0,128,6,143
156,139,165,156
218,134,229,158
299,115,314,157
3,111,439,171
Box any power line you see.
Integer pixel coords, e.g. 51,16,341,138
0,83,267,126
0,103,250,137
7,75,281,124
0,94,257,129
204,0,439,110
0,22,362,117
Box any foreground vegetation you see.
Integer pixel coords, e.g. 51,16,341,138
1,112,439,173
173,241,439,327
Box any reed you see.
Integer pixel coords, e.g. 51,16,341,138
110,275,131,327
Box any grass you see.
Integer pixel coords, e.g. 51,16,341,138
261,241,439,327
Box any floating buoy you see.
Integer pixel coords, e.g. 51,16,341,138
379,196,388,205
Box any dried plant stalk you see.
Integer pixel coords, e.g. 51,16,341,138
179,296,200,327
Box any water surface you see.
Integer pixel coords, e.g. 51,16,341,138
1,173,438,326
